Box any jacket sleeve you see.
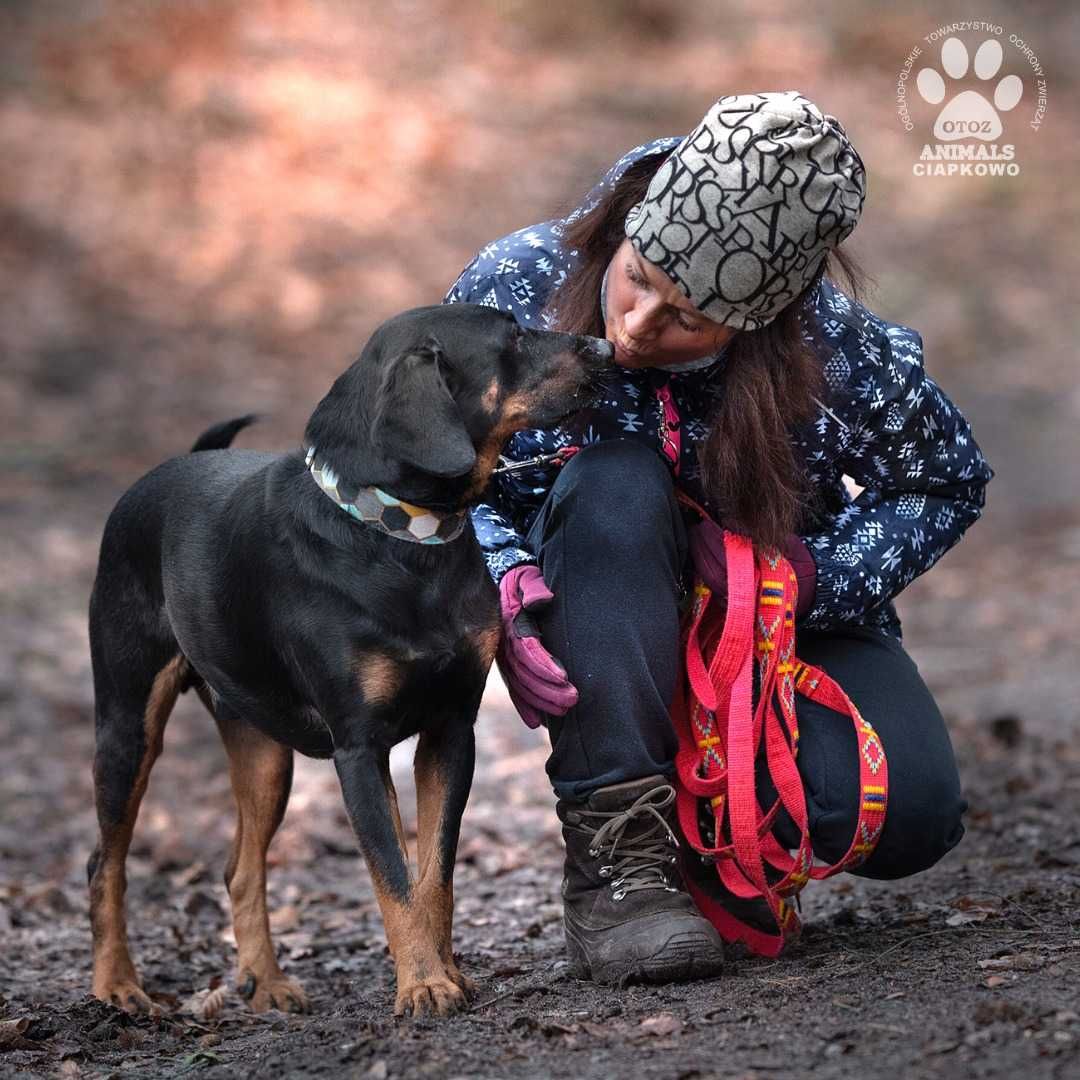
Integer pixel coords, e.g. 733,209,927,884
798,323,994,631
444,266,538,585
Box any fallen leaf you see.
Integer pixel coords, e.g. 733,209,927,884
949,895,1002,912
639,1013,682,1037
181,1051,222,1068
269,904,302,932
580,1021,611,1038
180,986,230,1020
977,953,1044,972
924,1038,959,1055
0,1018,33,1051
171,861,209,887
946,910,990,926
540,1020,578,1037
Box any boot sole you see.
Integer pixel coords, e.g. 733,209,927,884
565,926,725,986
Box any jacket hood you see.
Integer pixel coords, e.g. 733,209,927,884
562,136,682,227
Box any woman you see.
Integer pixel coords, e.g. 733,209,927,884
444,92,994,985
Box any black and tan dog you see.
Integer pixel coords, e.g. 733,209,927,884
87,303,613,1017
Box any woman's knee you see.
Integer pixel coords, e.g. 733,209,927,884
556,439,671,501
546,440,681,552
812,734,965,880
788,634,969,880
793,702,967,879
850,777,967,880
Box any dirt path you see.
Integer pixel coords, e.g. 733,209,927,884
2,492,1079,1079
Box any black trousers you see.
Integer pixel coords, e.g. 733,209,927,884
525,439,967,881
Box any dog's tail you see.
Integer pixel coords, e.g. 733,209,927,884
190,415,259,453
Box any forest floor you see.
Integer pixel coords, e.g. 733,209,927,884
2,487,1079,1080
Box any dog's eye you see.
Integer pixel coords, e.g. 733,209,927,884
437,361,458,396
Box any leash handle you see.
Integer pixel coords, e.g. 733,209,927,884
670,490,889,955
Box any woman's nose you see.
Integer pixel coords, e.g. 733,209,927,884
624,297,662,340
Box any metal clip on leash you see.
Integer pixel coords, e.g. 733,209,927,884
491,446,581,475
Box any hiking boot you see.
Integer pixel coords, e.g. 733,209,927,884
556,775,726,985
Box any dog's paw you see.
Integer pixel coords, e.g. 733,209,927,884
394,974,468,1018
238,970,309,1014
95,978,159,1016
444,963,477,1001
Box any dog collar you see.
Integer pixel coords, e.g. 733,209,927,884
305,446,468,544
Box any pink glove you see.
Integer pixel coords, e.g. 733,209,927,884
688,521,817,619
497,565,579,729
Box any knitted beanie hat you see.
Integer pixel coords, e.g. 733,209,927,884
624,91,866,331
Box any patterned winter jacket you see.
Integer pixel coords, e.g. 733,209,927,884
443,137,994,643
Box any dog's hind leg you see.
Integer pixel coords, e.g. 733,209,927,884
210,705,307,1013
413,719,477,1001
88,650,187,1013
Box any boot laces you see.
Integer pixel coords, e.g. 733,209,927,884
581,784,681,901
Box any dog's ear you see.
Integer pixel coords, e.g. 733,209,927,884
371,336,477,479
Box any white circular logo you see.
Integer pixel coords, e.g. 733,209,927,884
895,22,1047,179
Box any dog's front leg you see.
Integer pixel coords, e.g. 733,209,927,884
413,719,476,1000
333,745,466,1017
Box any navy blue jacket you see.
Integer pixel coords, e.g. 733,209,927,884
444,137,994,642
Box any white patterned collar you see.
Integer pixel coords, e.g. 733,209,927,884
305,447,468,544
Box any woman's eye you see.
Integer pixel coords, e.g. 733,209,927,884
626,262,700,333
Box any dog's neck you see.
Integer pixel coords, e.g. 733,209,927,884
304,446,469,545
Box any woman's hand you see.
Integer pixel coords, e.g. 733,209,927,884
497,565,579,729
687,520,817,619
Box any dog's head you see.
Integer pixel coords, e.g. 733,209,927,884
304,304,613,507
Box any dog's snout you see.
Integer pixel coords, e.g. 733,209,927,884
580,336,614,362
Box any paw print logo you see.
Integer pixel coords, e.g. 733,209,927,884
917,37,1023,141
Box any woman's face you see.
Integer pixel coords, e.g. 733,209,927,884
603,238,737,369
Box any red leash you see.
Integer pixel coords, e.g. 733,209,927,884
671,491,889,956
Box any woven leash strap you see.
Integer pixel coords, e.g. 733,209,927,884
671,491,889,957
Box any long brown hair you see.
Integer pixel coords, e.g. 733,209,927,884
544,152,869,553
